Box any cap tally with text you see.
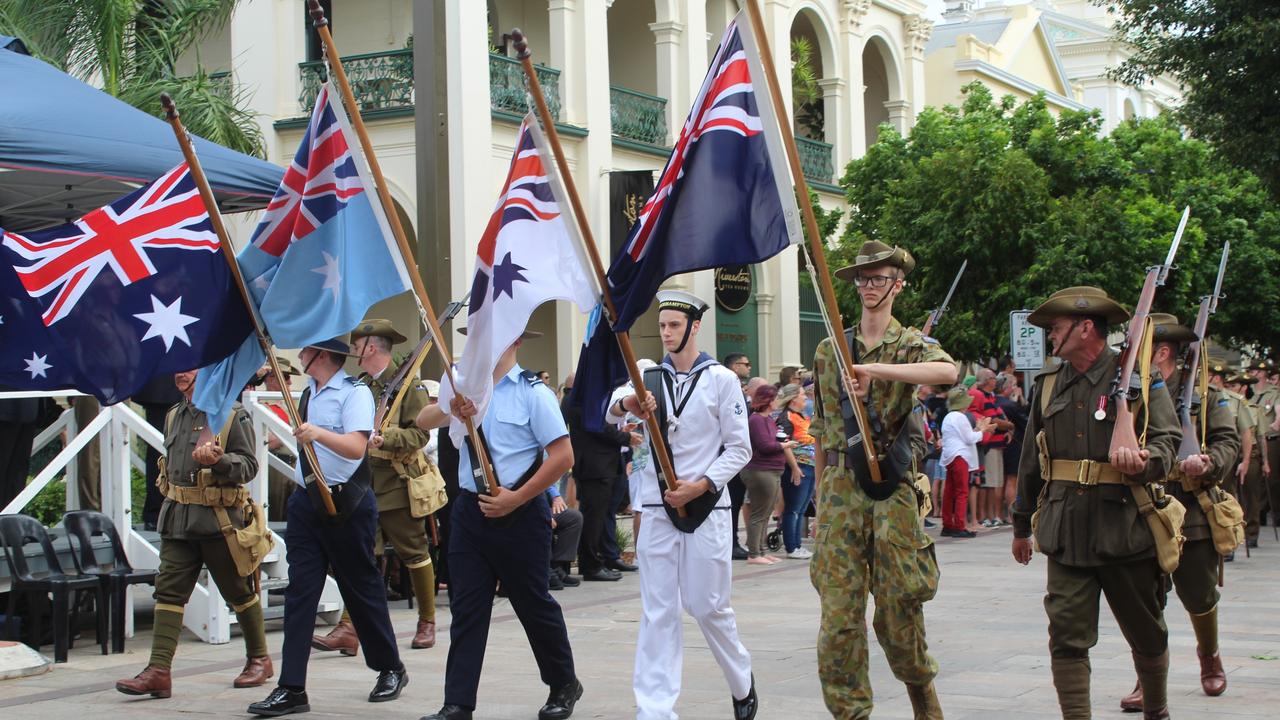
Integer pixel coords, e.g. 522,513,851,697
1026,286,1130,329
834,240,916,281
1149,313,1198,344
656,290,709,320
350,318,407,345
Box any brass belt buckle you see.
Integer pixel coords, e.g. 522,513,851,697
1077,460,1093,486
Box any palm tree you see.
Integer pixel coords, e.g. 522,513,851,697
0,0,265,157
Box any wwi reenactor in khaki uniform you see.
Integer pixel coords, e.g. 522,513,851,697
1011,287,1181,720
116,369,270,698
312,319,438,653
1209,362,1253,507
1224,371,1269,545
1118,315,1238,711
809,241,957,720
1246,359,1280,542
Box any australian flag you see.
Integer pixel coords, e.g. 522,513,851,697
0,163,252,403
572,11,801,428
194,80,412,428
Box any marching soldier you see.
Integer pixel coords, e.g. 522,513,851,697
1209,363,1255,517
1247,359,1280,538
1011,287,1181,720
810,241,957,720
312,319,437,654
1225,370,1270,545
116,369,269,698
1118,315,1238,711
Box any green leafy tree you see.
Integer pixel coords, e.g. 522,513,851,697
1105,0,1280,198
835,82,1280,361
0,0,264,157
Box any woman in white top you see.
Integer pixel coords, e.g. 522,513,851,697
939,386,993,538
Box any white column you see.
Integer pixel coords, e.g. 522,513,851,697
904,14,932,121
650,19,685,146
229,0,300,162
842,0,870,157
818,77,847,175
884,99,911,135
549,0,578,125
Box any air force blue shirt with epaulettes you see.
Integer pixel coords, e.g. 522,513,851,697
291,368,374,487
452,364,568,494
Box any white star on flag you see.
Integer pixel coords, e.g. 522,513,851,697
311,250,342,301
134,294,199,351
24,352,51,379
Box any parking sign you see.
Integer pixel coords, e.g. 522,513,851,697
1010,311,1044,370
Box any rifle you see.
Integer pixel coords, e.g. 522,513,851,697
373,299,466,435
1176,241,1229,460
921,259,967,338
1109,206,1190,458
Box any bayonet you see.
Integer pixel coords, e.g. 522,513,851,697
1156,206,1190,286
921,259,967,337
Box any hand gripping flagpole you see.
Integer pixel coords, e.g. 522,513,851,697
741,0,882,484
306,0,498,495
160,93,337,517
509,30,685,513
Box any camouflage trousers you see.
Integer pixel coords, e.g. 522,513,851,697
810,467,940,719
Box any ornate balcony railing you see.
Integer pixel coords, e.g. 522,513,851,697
298,49,413,114
610,86,667,146
489,53,561,122
796,135,834,185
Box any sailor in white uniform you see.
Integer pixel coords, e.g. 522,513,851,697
608,290,757,720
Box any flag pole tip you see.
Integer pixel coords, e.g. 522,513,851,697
160,93,177,119
308,0,328,27
510,28,531,60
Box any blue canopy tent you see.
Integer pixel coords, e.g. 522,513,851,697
0,36,283,232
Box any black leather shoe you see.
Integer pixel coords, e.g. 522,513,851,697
368,667,408,702
549,569,565,591
732,544,748,560
1247,538,1259,548
248,686,310,717
555,567,581,587
420,705,473,720
582,568,622,581
733,676,758,720
606,558,638,572
538,678,583,720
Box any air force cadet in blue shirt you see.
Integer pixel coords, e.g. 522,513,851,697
249,338,407,717
416,329,581,720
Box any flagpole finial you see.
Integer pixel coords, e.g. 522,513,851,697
307,0,329,27
159,93,178,120
510,28,531,60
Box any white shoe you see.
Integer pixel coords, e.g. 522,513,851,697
787,548,814,559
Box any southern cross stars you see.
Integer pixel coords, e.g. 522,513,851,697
24,352,51,379
134,294,199,351
312,250,342,301
491,251,528,300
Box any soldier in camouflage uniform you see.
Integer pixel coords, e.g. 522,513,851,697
313,319,438,654
809,241,958,720
116,369,269,699
1246,359,1280,540
1011,287,1181,720
1118,315,1238,711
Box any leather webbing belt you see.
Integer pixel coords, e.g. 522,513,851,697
824,450,859,471
1047,459,1127,486
162,482,249,508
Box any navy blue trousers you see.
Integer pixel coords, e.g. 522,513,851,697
445,491,575,709
600,470,629,563
279,489,401,688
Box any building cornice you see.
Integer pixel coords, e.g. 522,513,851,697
953,59,1090,112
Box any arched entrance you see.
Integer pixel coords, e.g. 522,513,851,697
862,36,902,148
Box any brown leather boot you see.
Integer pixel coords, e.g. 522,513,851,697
233,655,274,688
904,682,943,720
1120,681,1143,712
1197,648,1227,696
311,619,359,656
116,665,172,698
411,618,436,649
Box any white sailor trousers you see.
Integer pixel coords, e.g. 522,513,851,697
633,506,752,720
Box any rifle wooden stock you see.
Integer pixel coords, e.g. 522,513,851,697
1109,271,1158,458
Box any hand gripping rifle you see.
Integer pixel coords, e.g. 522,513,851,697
1109,206,1190,459
1176,242,1229,460
373,299,466,435
921,259,967,338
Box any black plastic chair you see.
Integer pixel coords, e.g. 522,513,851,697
0,513,107,662
63,511,158,653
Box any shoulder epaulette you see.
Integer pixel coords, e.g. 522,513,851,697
520,369,543,387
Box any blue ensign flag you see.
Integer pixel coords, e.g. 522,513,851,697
0,163,253,403
571,12,801,429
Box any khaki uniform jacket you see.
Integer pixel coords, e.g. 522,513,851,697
362,371,430,512
1012,349,1181,567
156,401,257,540
1254,385,1280,439
1164,376,1239,541
1221,388,1252,457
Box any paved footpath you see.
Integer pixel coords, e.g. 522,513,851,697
2,526,1278,719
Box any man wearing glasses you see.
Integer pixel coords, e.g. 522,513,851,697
723,354,752,386
809,240,957,720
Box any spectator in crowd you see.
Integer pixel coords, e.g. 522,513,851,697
731,376,771,558
778,365,803,388
724,353,752,387
546,484,583,591
994,373,1028,524
742,384,794,564
968,368,1014,527
940,386,994,538
775,384,815,559
916,385,943,527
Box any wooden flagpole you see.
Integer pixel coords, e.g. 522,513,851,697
160,93,336,516
509,31,685,512
306,1,498,495
741,0,882,483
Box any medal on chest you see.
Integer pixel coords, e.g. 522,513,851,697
1094,395,1107,422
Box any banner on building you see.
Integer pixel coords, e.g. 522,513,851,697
608,170,654,262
